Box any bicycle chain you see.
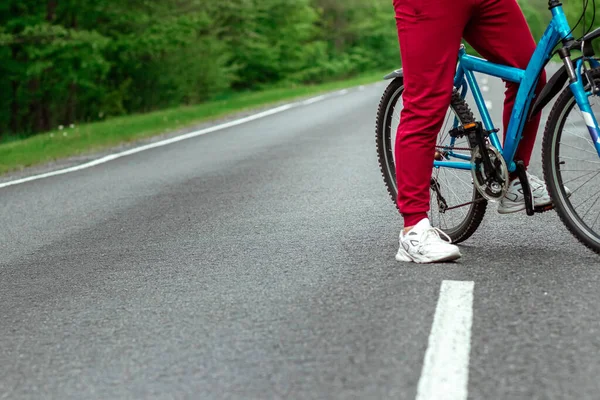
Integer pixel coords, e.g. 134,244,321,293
443,197,486,211
435,145,472,152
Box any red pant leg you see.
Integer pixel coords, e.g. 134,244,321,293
464,0,547,168
393,0,471,227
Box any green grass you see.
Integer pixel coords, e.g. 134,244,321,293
0,69,392,175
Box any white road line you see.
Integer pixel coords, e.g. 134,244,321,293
416,280,474,400
481,77,489,85
302,95,327,105
485,100,493,110
482,85,490,93
0,89,356,190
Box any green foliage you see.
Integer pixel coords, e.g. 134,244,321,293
519,0,600,54
518,0,549,41
0,0,235,135
563,0,600,55
1,0,598,140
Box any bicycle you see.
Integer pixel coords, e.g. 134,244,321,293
376,0,600,253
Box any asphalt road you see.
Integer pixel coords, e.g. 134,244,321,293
2,67,600,400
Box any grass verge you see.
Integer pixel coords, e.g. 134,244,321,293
0,69,392,176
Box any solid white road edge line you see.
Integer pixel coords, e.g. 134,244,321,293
0,88,355,190
415,280,475,400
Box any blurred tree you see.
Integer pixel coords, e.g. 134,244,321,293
0,0,597,139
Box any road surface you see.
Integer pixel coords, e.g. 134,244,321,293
1,67,600,399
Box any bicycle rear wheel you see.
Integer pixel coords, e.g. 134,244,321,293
542,67,600,254
375,77,487,243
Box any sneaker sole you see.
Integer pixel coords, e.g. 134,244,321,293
497,203,526,214
498,199,553,214
395,248,462,264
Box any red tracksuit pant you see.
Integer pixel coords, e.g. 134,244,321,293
393,0,547,227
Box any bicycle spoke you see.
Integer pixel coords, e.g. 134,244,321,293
574,187,600,211
438,113,452,144
592,207,600,230
447,168,472,188
559,169,600,172
443,173,469,212
559,156,600,165
562,170,600,185
438,171,455,217
441,172,468,220
560,142,600,157
568,170,600,195
440,210,450,229
432,170,442,224
563,128,596,148
581,192,600,220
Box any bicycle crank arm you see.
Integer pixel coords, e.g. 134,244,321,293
515,161,534,216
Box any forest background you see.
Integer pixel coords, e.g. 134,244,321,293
0,0,598,168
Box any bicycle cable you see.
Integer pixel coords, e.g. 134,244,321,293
551,0,593,58
582,0,596,37
563,0,589,41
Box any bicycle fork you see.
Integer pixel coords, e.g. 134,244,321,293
563,55,600,157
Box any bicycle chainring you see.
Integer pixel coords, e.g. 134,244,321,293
471,146,509,201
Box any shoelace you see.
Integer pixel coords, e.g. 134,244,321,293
526,173,546,188
418,226,453,251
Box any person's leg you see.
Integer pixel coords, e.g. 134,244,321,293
463,0,547,169
393,0,472,229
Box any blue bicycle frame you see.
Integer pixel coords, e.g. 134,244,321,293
435,3,600,173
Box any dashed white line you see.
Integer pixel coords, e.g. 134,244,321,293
485,100,493,110
0,88,358,190
416,280,475,400
482,85,490,93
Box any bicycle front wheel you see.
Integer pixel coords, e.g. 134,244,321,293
375,77,487,243
542,67,600,254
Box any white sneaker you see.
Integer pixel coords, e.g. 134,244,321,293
497,172,568,214
396,218,462,264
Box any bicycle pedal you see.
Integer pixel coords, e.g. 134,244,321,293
448,122,479,138
534,204,555,213
448,127,466,138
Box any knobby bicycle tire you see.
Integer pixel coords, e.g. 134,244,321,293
542,67,600,254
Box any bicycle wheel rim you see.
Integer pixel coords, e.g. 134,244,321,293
550,94,600,246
